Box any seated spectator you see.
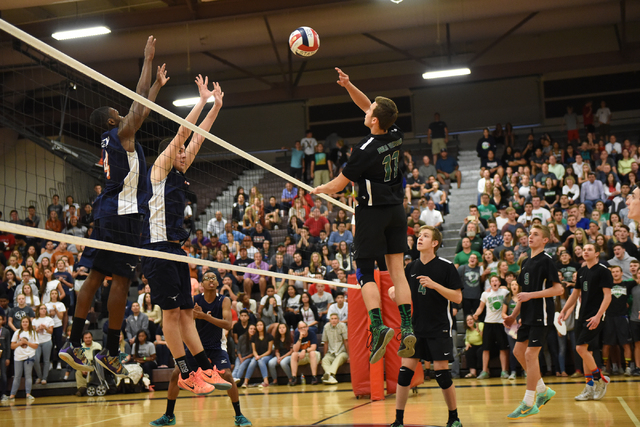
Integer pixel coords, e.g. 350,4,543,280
26,205,41,228
282,285,302,328
320,313,349,384
207,211,227,239
547,155,565,181
405,167,427,203
268,323,293,385
328,222,353,254
232,194,249,224
327,292,348,323
311,283,334,333
232,324,256,384
191,229,211,250
530,196,551,225
141,293,162,338
477,193,497,222
608,225,639,259
45,211,63,233
243,252,270,298
454,237,482,268
264,196,282,230
250,223,271,252
298,292,319,335
455,222,483,254
270,244,294,269
236,293,258,321
419,199,444,229
482,220,503,251
436,149,462,189
541,177,560,210
533,163,558,197
242,236,260,260
131,330,157,386
154,326,171,368
296,228,314,260
481,150,503,178
581,171,606,213
304,209,330,244
125,302,149,345
243,320,274,388
51,242,74,267
476,128,497,160
260,296,284,333
290,321,321,385
334,241,354,274
74,331,102,396
419,155,437,181
20,283,40,307
8,210,25,226
288,252,310,292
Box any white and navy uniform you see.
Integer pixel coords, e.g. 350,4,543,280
404,256,462,362
79,128,147,279
141,167,193,311
342,125,406,260
186,293,231,370
516,252,560,347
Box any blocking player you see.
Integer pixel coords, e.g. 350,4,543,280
389,225,463,427
61,36,168,376
311,67,415,363
142,75,229,394
558,243,612,401
504,225,563,420
150,272,251,427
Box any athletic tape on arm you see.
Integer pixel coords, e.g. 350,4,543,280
0,222,360,290
0,18,353,214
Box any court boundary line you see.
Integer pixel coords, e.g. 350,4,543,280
75,412,144,427
618,397,640,427
311,401,372,425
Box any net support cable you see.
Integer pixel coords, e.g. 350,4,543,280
0,222,361,289
0,18,354,214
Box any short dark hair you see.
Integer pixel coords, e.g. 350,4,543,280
373,96,398,131
89,106,112,133
239,309,249,316
334,292,344,298
28,205,35,210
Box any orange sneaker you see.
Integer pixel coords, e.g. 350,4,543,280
199,367,232,390
178,371,215,395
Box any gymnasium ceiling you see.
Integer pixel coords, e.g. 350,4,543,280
0,0,639,110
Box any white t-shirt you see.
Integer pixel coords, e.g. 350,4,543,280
420,208,444,227
327,302,348,323
41,280,60,304
32,317,55,343
496,216,508,231
531,208,551,225
481,288,510,324
24,295,41,307
285,294,301,311
11,330,39,361
260,294,282,307
595,107,611,124
236,299,257,314
45,302,66,328
301,137,318,156
300,306,316,324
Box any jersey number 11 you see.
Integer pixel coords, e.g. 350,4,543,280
382,151,400,182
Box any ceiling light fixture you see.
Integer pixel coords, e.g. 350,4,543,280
173,96,215,108
52,26,111,41
390,0,403,3
422,68,471,79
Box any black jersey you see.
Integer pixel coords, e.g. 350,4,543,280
194,293,228,351
342,124,404,207
576,263,613,320
517,251,559,327
608,280,635,317
405,256,462,338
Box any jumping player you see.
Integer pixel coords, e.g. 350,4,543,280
61,36,168,376
504,224,563,420
142,75,230,394
311,68,415,363
150,272,251,427
389,226,463,427
558,243,612,401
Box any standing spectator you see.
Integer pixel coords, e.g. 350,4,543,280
125,302,149,345
602,266,634,376
436,149,462,189
476,128,497,160
45,289,65,370
583,101,595,135
7,294,35,332
32,304,54,384
320,313,348,384
207,211,227,239
9,317,38,401
311,143,333,187
289,140,305,181
427,113,449,165
301,130,318,183
458,253,482,318
0,312,10,400
563,106,580,145
131,330,157,386
79,204,93,228
74,331,102,396
8,210,25,226
289,321,321,385
47,195,63,221
268,323,293,385
464,315,483,378
595,101,612,140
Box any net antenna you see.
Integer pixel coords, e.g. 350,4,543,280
0,18,353,214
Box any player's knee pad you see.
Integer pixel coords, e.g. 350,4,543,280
398,366,414,387
356,258,376,287
435,369,453,390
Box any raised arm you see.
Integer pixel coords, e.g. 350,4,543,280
185,80,224,170
335,68,371,112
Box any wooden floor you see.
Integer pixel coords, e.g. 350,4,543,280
2,377,640,427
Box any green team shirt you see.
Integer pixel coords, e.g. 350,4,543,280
478,203,497,220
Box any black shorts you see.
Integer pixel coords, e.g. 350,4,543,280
142,242,194,311
602,316,632,346
483,323,509,351
575,319,603,351
353,204,407,259
186,348,231,371
517,324,549,347
410,334,454,363
631,321,640,342
79,214,143,280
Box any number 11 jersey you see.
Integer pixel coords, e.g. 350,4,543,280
404,256,463,338
342,124,404,207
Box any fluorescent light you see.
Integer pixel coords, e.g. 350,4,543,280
390,0,403,3
173,96,215,107
52,26,111,41
422,68,471,79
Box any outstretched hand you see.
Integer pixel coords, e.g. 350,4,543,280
195,74,212,100
212,81,224,107
335,67,349,87
156,64,170,86
144,36,156,60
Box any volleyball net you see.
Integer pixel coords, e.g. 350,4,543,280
0,17,358,291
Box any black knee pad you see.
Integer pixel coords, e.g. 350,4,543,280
356,258,376,286
435,369,453,390
398,366,414,387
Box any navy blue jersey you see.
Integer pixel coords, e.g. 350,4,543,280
194,293,227,351
93,128,148,220
143,167,190,244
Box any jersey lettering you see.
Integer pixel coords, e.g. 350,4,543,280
382,150,400,182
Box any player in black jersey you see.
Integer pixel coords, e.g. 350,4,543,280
312,68,415,364
504,225,563,420
150,272,251,427
601,265,634,376
559,243,612,401
389,226,463,427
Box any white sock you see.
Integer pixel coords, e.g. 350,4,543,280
536,378,546,394
524,390,536,407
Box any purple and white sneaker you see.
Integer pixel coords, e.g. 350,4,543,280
59,341,94,372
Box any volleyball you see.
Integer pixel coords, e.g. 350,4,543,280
289,26,320,57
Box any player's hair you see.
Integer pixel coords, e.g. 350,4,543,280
531,224,550,240
89,106,112,133
584,242,601,253
373,96,398,131
419,225,442,252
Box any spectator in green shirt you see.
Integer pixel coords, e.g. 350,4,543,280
478,193,497,221
454,237,482,268
455,222,483,254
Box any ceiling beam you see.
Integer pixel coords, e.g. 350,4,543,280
293,60,307,87
468,12,539,64
362,32,429,66
26,6,56,20
201,51,276,89
263,15,288,84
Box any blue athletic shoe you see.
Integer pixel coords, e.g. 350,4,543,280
235,415,252,426
149,414,176,426
59,341,94,372
95,348,129,377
